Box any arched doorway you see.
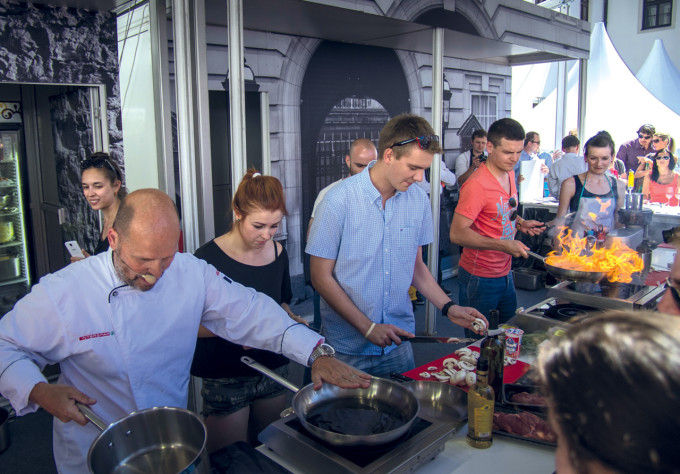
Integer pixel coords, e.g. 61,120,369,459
300,41,410,280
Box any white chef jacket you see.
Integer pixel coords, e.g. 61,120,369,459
0,250,320,473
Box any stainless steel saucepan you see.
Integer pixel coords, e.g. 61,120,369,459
76,403,210,474
241,356,419,447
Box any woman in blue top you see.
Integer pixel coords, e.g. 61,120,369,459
557,132,626,238
191,169,307,452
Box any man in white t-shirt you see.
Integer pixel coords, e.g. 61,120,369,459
448,129,487,188
307,138,377,239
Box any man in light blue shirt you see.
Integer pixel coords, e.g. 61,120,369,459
306,114,485,377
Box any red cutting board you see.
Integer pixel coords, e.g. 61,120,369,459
402,346,531,392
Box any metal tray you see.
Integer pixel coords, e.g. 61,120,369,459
501,384,547,412
492,406,556,447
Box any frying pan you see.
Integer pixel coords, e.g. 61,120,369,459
241,356,419,447
390,373,468,425
526,250,605,283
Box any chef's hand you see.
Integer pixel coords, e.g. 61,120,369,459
504,240,530,258
29,382,96,425
310,357,371,391
365,323,414,348
517,219,546,236
445,305,488,335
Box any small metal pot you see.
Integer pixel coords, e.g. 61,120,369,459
77,404,210,474
0,257,20,281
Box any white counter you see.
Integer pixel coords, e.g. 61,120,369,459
256,423,556,473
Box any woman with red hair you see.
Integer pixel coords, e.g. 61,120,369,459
191,169,307,452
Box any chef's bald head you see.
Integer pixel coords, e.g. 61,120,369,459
113,189,180,243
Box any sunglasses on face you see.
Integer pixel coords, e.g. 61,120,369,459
531,141,541,145
638,133,652,140
665,277,680,308
656,155,671,161
391,135,439,150
81,157,120,180
509,196,518,221
653,138,666,143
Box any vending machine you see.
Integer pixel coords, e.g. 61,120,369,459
0,102,31,315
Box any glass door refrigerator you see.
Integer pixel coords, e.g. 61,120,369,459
0,102,31,316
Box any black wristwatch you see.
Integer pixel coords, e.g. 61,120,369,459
307,342,336,366
441,300,456,317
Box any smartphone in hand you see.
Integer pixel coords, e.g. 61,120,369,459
65,241,85,259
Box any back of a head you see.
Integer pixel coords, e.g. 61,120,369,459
487,118,525,147
537,310,680,473
584,131,615,157
562,134,580,151
232,168,287,220
378,113,443,159
113,189,179,241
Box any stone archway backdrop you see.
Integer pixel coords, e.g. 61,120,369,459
300,41,410,255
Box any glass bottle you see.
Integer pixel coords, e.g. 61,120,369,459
466,358,494,449
481,323,505,404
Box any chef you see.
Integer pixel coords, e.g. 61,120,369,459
556,131,626,239
0,189,370,474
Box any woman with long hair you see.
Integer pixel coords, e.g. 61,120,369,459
642,147,679,205
73,152,126,261
635,131,675,179
190,169,307,452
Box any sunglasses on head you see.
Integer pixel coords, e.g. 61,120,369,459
391,135,439,150
665,277,680,308
509,196,518,221
638,133,652,140
81,156,120,180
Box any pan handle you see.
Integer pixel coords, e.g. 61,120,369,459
240,356,301,393
75,403,108,432
526,250,545,262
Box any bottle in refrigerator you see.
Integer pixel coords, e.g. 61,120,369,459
466,357,494,449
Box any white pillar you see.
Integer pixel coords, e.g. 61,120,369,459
425,27,445,335
227,0,247,192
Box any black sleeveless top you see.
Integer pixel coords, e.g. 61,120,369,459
568,174,618,213
190,239,293,378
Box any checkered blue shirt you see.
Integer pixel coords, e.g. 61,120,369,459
306,162,433,355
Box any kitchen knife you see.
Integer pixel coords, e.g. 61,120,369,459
400,329,505,344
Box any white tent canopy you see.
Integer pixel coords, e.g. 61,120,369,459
636,39,680,116
513,23,680,152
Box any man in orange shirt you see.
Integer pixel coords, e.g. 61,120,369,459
450,118,545,327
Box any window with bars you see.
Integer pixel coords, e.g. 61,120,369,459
471,94,498,130
642,0,673,29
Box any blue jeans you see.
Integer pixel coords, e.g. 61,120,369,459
458,267,517,335
334,342,415,378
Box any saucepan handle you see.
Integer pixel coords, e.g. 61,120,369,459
75,402,108,432
240,356,301,393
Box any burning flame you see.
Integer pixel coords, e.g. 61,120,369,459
546,228,644,283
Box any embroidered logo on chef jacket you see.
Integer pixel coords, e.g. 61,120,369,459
79,331,115,341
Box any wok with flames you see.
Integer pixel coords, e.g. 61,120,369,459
529,228,644,284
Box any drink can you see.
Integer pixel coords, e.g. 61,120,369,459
503,327,524,360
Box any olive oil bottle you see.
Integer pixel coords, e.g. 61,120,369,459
466,357,494,449
481,310,505,403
